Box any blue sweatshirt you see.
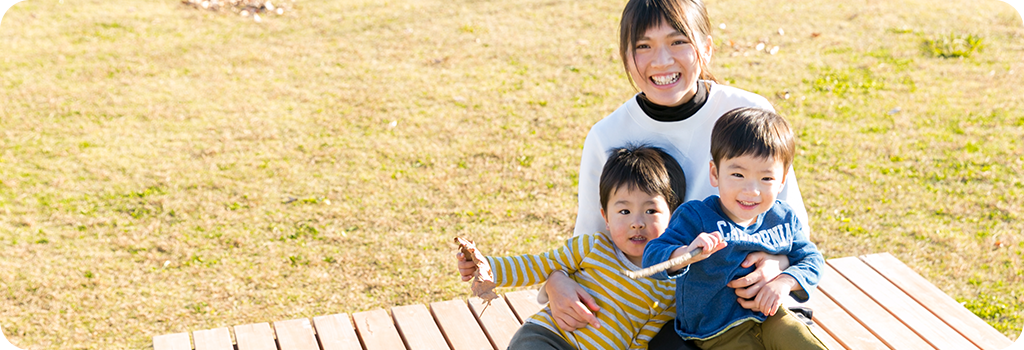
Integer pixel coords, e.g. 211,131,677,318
642,196,824,340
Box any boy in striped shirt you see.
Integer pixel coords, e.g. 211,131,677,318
456,144,686,349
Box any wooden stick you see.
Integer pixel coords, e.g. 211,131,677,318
622,247,703,279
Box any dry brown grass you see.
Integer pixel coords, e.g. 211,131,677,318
0,0,1021,348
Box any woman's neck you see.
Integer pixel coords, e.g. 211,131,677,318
636,81,709,122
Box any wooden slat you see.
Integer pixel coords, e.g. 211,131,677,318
430,299,491,350
802,285,888,350
234,323,277,350
192,327,233,350
274,318,319,350
392,304,450,350
830,256,978,349
313,313,363,350
353,309,407,350
153,332,193,350
860,253,1014,350
819,263,935,349
468,296,519,350
502,290,543,324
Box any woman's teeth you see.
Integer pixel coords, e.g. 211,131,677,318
651,73,680,86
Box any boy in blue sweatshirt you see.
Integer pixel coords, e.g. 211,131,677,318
642,107,828,349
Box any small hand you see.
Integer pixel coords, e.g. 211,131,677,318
690,232,727,260
455,252,478,281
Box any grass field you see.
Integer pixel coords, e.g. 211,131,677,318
1,0,1022,348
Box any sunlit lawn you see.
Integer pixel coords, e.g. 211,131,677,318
0,0,1021,348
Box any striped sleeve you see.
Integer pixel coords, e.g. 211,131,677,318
486,235,592,288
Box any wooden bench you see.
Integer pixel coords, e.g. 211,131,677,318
153,253,1017,350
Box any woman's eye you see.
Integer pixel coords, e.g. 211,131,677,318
635,43,650,50
762,177,775,182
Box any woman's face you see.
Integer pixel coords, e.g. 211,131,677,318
626,21,710,107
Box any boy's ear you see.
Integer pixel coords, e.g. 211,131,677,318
708,161,720,188
600,208,611,232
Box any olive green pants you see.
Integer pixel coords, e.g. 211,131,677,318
692,305,828,350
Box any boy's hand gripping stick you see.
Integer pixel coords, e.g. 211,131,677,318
622,247,703,279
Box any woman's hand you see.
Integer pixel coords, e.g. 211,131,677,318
544,270,602,331
726,252,789,312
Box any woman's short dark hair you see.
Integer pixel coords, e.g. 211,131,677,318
599,144,687,213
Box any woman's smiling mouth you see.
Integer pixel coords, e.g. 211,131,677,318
651,73,680,86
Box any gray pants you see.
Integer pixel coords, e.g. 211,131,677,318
507,323,575,350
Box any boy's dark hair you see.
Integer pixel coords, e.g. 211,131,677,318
619,0,718,89
710,107,795,170
599,144,686,213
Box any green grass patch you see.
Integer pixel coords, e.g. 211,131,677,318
960,292,1024,335
925,32,985,58
808,66,885,97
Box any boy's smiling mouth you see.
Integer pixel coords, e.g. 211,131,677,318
651,73,680,86
629,235,649,242
737,200,759,209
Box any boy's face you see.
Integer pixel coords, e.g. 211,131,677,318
601,185,672,266
709,154,788,227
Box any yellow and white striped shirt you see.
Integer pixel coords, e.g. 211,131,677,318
486,232,676,349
